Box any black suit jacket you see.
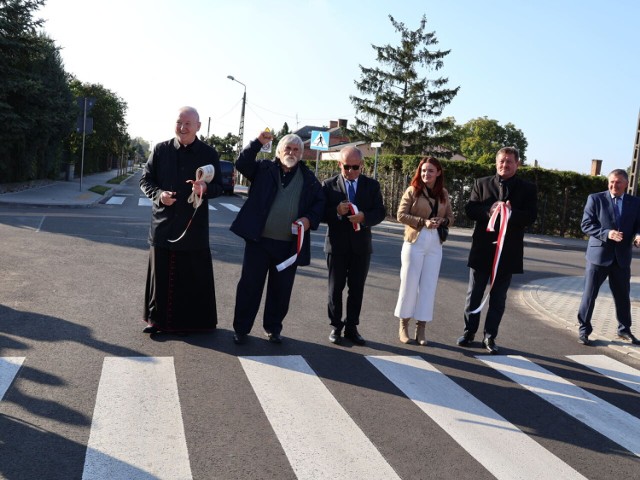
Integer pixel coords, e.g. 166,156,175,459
465,174,537,274
322,174,386,255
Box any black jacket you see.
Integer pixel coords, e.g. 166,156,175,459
322,174,386,255
465,174,537,274
140,137,222,250
230,139,325,266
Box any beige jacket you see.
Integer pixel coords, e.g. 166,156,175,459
397,186,454,243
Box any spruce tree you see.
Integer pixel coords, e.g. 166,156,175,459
350,14,459,155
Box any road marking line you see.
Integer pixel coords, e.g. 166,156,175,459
567,354,640,394
220,203,240,212
138,198,152,207
368,355,586,480
82,357,192,480
240,355,400,480
479,355,640,457
0,357,25,401
208,204,217,210
106,196,126,205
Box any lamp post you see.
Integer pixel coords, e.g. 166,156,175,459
227,75,246,154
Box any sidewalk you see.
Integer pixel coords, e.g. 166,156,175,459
0,169,122,208
2,177,639,359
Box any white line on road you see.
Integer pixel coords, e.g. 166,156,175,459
220,203,240,212
138,198,152,207
0,357,25,401
240,355,400,480
480,355,640,457
567,354,640,393
106,196,126,205
368,355,586,480
82,357,192,480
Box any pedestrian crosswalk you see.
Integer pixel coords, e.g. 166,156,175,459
104,195,245,213
1,354,639,479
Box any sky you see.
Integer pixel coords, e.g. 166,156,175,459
37,0,640,175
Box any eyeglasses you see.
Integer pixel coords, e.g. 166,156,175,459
341,164,360,171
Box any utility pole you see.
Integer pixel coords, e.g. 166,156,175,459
628,109,640,196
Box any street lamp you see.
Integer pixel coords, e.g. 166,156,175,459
227,75,246,154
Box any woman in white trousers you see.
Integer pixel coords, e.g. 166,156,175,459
394,157,454,345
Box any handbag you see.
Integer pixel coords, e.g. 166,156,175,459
437,224,449,243
422,188,449,243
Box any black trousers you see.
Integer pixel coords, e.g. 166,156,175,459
577,258,632,337
463,268,512,339
326,251,370,330
233,237,297,336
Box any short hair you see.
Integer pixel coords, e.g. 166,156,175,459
608,169,628,181
276,134,304,158
340,146,363,163
178,106,199,122
496,146,519,162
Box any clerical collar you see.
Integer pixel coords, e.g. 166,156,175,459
173,137,197,150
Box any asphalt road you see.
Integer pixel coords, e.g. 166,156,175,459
1,173,639,479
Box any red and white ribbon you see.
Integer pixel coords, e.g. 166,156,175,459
470,202,511,314
276,221,305,272
348,203,361,231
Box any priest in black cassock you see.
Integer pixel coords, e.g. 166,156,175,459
140,106,223,335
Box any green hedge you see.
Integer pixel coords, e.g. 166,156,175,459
309,155,607,239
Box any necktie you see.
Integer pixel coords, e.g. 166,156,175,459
347,180,356,203
614,196,622,227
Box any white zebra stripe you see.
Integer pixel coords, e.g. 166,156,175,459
367,355,586,480
82,357,192,480
0,357,25,401
567,354,640,394
479,355,640,457
239,355,400,480
220,203,241,212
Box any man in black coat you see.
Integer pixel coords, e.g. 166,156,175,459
230,131,325,344
140,106,223,335
322,146,386,345
456,146,537,353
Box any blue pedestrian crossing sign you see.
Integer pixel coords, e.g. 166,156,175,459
310,130,330,151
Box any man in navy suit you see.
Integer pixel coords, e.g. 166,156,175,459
322,146,386,345
577,168,640,345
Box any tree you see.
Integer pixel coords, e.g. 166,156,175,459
202,132,240,160
350,14,459,156
458,117,528,164
66,79,128,174
0,0,75,182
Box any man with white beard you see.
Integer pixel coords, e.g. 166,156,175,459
230,131,325,344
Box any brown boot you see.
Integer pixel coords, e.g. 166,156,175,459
415,321,427,346
399,318,411,344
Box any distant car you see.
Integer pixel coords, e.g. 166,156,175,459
218,160,235,195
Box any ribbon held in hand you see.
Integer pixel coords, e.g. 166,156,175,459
469,201,511,314
168,164,215,243
276,221,305,272
187,164,215,209
348,203,361,232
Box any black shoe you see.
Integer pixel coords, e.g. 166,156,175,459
483,337,499,354
344,329,366,346
143,325,159,334
233,333,248,345
578,334,591,345
174,331,189,337
617,332,640,345
266,332,282,344
456,332,474,347
329,328,342,344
